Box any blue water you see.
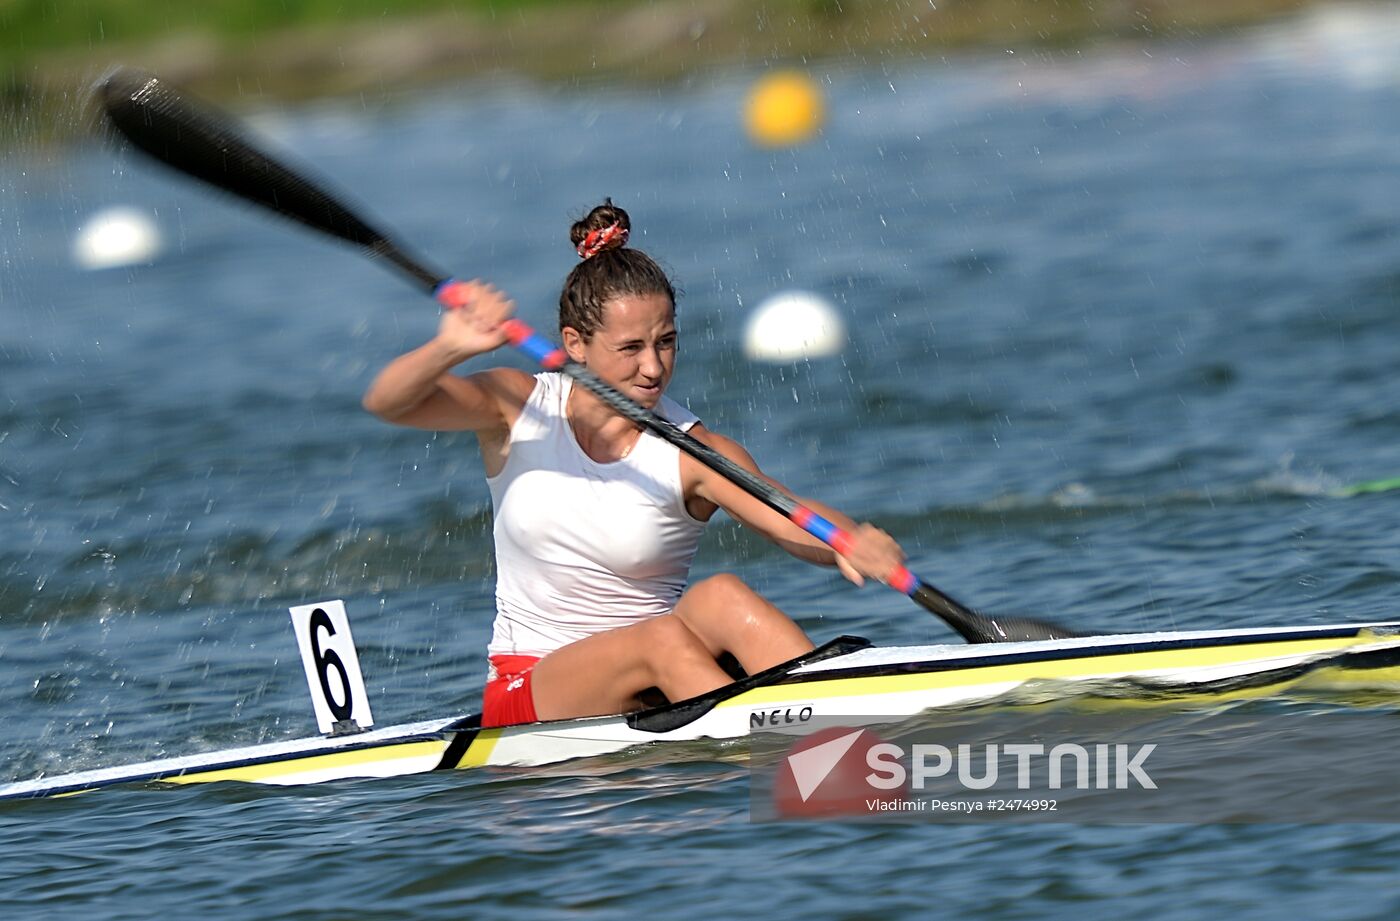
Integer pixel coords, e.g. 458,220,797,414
5,3,1400,917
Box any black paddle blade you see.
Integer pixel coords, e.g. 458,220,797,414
912,584,1080,642
960,614,1082,643
94,66,443,292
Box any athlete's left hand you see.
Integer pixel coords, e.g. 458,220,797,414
835,523,905,588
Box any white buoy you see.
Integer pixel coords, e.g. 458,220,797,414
743,290,847,362
72,207,162,270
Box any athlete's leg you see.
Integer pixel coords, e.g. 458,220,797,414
670,573,814,674
530,576,812,722
529,613,732,721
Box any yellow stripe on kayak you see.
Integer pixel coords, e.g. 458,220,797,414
1029,661,1400,712
163,739,449,786
722,635,1395,708
452,728,503,769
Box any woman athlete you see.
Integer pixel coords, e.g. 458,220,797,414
363,201,908,727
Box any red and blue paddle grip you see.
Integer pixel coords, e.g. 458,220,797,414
789,507,920,595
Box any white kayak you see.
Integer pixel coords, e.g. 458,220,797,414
4,620,1399,801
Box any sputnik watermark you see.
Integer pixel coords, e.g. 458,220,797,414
864,741,1156,791
774,728,1154,819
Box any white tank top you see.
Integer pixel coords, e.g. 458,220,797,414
485,372,708,658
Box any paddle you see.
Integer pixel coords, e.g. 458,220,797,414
94,66,1079,644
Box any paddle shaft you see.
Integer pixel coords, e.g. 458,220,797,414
96,67,1077,643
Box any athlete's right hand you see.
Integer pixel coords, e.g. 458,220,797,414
435,279,514,359
834,523,906,588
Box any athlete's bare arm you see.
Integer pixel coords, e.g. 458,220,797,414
362,280,533,428
682,426,905,586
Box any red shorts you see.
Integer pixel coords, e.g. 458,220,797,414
482,654,541,727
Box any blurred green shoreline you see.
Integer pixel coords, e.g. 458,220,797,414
3,0,1317,143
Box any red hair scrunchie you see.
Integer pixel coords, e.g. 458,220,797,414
576,221,629,259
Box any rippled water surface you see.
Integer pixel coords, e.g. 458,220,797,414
5,5,1400,919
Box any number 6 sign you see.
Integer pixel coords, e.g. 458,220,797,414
289,600,374,734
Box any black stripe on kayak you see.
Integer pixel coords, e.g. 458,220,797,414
432,714,483,771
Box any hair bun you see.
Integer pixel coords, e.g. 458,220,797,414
571,199,631,259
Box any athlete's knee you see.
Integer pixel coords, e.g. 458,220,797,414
685,574,780,630
635,616,714,687
688,572,757,606
643,614,710,661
